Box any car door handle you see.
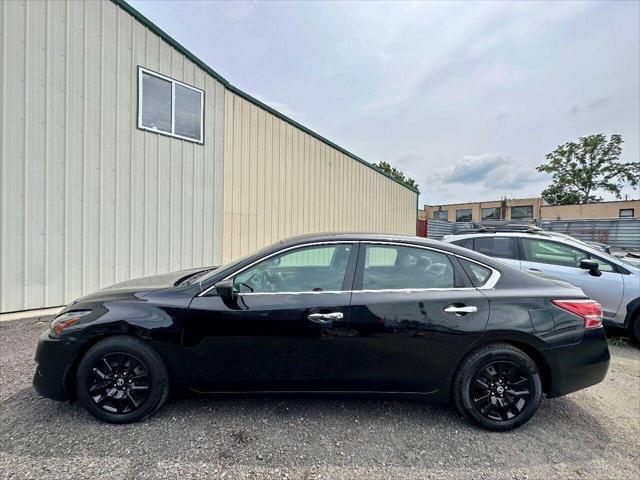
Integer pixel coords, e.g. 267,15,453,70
308,312,343,325
444,305,477,316
526,268,542,273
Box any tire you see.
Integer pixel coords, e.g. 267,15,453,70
453,343,542,432
632,314,640,344
76,335,170,424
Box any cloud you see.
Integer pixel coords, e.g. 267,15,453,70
570,95,612,115
222,1,257,21
586,96,611,110
439,154,511,185
490,170,549,190
252,94,303,122
424,154,548,203
130,0,640,207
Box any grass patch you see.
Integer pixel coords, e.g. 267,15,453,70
608,336,632,347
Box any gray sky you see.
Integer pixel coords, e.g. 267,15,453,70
131,0,640,207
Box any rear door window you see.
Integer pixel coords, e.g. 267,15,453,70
361,245,456,290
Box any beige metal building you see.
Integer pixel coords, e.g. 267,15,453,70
0,0,417,313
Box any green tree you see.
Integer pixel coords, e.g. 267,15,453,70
537,134,639,205
374,161,420,192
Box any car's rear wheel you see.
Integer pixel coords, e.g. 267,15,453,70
453,343,542,431
76,336,169,424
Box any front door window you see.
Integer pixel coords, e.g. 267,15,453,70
234,244,352,293
521,239,588,268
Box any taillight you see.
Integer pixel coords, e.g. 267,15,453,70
552,299,603,329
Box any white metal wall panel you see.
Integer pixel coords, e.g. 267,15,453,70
221,91,417,262
0,0,225,312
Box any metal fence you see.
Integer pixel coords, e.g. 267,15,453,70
427,220,528,239
427,217,639,250
426,219,454,240
540,218,640,250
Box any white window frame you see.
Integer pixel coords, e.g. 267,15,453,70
137,66,204,144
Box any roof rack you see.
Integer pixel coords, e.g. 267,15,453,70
452,223,550,235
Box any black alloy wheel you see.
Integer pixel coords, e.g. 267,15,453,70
470,360,532,422
454,343,542,431
76,336,170,424
87,352,151,414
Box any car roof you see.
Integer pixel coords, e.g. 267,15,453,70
280,232,453,249
274,232,522,268
446,231,559,241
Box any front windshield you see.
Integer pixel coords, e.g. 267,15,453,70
546,231,593,248
606,252,639,269
195,240,283,286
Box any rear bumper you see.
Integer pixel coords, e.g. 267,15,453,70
33,329,81,401
544,327,610,398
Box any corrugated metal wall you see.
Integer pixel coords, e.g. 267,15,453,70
426,220,454,240
222,91,417,262
540,218,640,249
0,0,225,312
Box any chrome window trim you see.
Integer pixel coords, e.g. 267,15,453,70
238,290,349,297
237,287,479,296
353,287,478,293
198,239,501,297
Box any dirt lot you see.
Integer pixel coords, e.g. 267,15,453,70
1,316,638,480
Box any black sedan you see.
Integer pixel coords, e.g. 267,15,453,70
33,234,610,431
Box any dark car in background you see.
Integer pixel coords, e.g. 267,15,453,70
33,234,610,431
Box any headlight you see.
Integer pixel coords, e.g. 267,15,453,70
50,311,91,337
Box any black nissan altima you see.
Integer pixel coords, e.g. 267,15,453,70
33,233,610,431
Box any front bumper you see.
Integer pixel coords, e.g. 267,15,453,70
33,329,82,401
544,327,610,398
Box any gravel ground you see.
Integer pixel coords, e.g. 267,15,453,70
1,316,638,480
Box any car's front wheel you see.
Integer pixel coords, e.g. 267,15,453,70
76,336,170,424
630,313,640,344
453,343,542,431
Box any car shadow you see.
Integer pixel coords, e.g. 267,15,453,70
0,385,612,473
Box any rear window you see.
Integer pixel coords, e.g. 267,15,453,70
458,258,493,287
452,238,473,249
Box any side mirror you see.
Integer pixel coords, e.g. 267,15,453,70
214,278,236,300
580,259,602,277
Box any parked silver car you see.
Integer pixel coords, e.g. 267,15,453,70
443,231,640,341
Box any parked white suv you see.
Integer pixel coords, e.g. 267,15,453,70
443,231,640,341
